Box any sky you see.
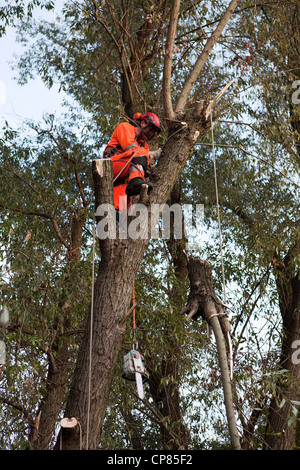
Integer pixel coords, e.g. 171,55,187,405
0,2,66,130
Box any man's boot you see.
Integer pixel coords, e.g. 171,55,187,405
125,177,153,196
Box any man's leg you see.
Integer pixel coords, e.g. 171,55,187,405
125,155,153,196
113,183,129,226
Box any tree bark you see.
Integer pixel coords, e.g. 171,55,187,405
181,255,241,450
29,207,87,450
264,246,300,450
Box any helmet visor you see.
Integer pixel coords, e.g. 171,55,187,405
141,122,159,140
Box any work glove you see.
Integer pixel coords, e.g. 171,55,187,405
149,148,162,163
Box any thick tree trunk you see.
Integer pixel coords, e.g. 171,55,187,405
29,211,86,450
264,248,300,450
55,159,149,449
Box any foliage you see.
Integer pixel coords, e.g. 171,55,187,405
0,0,299,450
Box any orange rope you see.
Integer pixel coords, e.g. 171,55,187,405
132,286,136,347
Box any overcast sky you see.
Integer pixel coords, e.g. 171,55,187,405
0,3,66,130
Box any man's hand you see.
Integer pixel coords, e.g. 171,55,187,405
149,148,162,163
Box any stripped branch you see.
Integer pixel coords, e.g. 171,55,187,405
175,0,241,113
163,0,180,121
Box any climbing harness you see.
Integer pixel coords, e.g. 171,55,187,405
104,140,147,185
122,287,148,399
112,155,146,185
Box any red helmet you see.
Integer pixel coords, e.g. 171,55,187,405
134,112,161,134
140,112,161,133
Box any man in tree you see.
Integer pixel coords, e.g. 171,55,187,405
103,112,161,221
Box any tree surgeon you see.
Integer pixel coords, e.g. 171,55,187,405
103,112,161,222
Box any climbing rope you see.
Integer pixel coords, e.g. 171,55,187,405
86,213,96,450
210,109,234,380
210,110,227,304
132,286,137,349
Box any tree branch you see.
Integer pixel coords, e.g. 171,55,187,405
37,129,88,207
0,203,69,249
163,0,180,121
175,0,241,113
0,395,32,424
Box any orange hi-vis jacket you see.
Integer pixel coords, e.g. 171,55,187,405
103,122,150,213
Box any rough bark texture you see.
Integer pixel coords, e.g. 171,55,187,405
264,247,300,450
29,209,86,450
145,184,189,450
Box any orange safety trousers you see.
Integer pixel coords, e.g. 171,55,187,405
111,152,145,215
103,122,150,215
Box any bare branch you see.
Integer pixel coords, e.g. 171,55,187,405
163,0,180,120
175,0,241,113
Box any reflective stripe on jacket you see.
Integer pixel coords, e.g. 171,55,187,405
103,122,149,160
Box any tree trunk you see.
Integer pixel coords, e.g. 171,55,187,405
264,247,300,450
146,184,190,450
29,210,86,450
181,255,241,450
55,159,149,449
55,105,228,450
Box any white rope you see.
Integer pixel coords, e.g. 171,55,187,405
210,109,234,380
86,214,96,449
210,109,227,304
112,148,141,184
